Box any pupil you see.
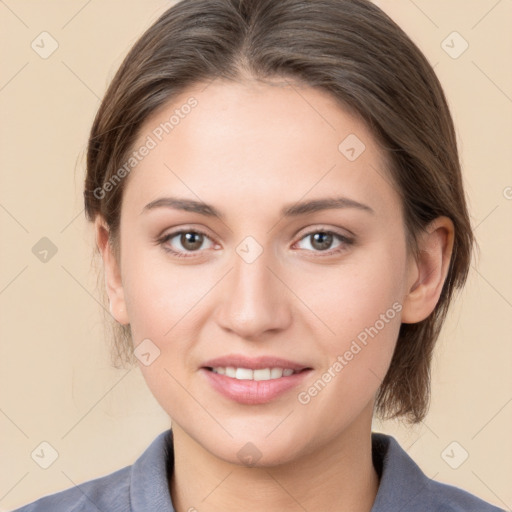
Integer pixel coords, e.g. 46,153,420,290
182,232,202,250
313,232,332,251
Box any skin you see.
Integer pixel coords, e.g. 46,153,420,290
96,77,454,512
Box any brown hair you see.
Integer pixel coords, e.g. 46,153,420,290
84,0,474,423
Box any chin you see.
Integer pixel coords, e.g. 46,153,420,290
194,425,312,469
218,442,303,469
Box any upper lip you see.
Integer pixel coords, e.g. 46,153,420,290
202,354,311,371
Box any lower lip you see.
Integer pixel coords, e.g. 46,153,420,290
201,368,312,405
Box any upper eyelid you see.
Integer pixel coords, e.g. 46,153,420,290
295,225,354,240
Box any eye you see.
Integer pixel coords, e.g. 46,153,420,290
294,229,354,255
157,227,354,259
158,229,216,257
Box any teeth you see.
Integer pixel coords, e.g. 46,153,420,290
270,367,282,379
253,368,270,381
211,367,298,380
235,367,253,380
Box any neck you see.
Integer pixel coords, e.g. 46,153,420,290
169,405,379,512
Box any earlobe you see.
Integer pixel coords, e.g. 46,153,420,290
401,216,455,324
94,216,130,326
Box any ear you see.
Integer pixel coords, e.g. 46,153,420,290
95,216,130,325
401,216,455,324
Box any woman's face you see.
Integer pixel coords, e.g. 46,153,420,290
105,78,419,466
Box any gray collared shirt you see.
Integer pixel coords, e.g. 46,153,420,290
12,429,506,511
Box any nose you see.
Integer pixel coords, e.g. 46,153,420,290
214,245,292,340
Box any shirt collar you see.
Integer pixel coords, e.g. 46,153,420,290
130,429,175,511
129,429,433,512
370,433,436,511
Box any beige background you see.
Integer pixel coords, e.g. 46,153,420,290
0,0,511,510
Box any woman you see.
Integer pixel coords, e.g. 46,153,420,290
13,0,506,510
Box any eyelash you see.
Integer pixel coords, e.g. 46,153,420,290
156,227,354,259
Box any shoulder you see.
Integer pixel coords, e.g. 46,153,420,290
371,432,506,512
10,465,131,512
425,478,506,512
11,429,175,512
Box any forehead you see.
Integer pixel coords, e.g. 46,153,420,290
122,79,399,221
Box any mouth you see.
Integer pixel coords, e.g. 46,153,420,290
200,354,313,404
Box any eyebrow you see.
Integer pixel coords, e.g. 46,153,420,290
141,196,375,219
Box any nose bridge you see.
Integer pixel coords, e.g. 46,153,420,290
216,236,290,338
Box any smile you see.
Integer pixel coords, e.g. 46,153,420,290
201,355,312,404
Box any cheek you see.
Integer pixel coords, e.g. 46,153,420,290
120,249,203,415
120,241,202,340
312,238,406,338
297,280,402,430
304,239,406,394
119,244,215,393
